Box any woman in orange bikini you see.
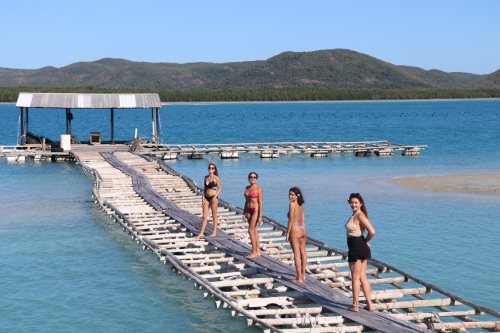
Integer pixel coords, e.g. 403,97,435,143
195,163,221,240
286,187,307,283
243,172,263,258
346,193,375,312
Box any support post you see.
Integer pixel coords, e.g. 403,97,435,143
155,107,160,143
111,108,115,144
151,108,156,143
66,108,73,135
19,107,24,144
65,108,69,134
26,107,29,138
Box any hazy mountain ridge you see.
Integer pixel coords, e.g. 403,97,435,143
1,49,498,90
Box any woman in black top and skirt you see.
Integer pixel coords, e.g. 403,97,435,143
345,193,375,312
195,163,222,240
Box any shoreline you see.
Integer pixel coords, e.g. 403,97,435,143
2,97,500,106
161,97,500,105
389,173,500,196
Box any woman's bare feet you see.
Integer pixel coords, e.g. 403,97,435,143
348,305,359,312
245,252,260,259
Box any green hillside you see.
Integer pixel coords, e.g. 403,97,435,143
474,70,500,88
1,49,496,90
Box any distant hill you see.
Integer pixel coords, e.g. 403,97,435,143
0,49,497,90
474,69,500,88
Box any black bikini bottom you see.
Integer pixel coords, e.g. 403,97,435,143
204,194,216,203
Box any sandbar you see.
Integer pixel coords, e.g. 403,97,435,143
389,174,500,196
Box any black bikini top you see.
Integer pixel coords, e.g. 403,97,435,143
204,179,217,190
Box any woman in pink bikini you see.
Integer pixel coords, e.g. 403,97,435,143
243,171,263,258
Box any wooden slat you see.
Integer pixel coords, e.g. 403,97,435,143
249,314,344,326
242,306,323,317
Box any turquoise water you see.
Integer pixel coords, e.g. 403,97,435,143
1,100,499,332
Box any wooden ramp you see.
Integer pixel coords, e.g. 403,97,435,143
71,148,499,333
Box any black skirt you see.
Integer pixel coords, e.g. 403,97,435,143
347,236,371,263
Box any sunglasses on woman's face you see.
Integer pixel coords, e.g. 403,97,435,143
209,167,215,170
249,176,257,179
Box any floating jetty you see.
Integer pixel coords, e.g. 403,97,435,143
1,140,426,162
128,140,426,160
56,144,498,333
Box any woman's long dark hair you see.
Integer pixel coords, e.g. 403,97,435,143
290,187,305,206
349,192,368,217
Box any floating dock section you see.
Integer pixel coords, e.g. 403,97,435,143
67,145,498,333
1,140,426,162
137,140,426,160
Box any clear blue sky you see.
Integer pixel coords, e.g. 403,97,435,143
2,0,499,74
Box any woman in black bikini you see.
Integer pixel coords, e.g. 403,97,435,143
346,193,375,312
195,163,222,240
286,187,307,282
243,172,263,258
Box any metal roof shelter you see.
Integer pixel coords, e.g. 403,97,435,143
16,92,162,144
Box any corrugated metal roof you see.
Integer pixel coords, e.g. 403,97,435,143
16,93,162,109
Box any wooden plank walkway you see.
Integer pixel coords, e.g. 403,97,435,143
71,147,499,333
